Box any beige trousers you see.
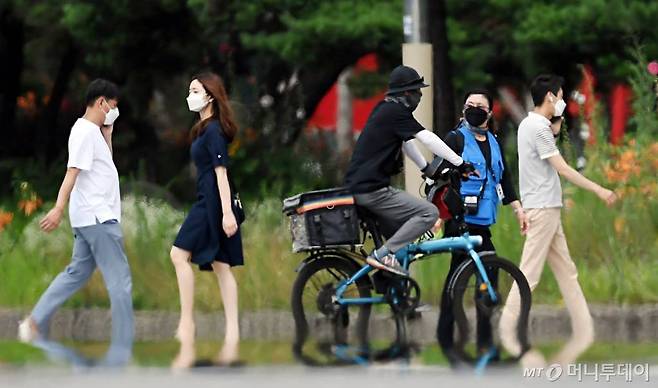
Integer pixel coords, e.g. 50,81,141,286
499,207,594,365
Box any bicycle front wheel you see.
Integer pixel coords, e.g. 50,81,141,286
449,254,532,365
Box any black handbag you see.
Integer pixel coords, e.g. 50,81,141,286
233,193,245,225
228,171,245,225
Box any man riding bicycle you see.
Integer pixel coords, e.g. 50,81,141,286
344,65,474,276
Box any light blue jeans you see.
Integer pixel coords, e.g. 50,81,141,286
31,221,134,350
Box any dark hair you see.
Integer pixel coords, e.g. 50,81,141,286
462,88,497,132
85,79,119,107
530,74,564,107
463,88,493,110
189,72,238,142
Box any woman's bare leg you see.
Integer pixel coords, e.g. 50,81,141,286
170,246,195,343
171,332,196,370
212,261,239,363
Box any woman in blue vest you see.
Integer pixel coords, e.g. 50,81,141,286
436,89,528,366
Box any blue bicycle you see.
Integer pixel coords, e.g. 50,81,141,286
286,169,532,368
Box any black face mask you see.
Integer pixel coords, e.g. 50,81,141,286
464,106,489,127
405,91,422,111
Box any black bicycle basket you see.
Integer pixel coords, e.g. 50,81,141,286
283,187,361,252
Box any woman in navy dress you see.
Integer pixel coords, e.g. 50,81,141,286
170,72,243,368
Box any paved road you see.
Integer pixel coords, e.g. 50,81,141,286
2,364,654,388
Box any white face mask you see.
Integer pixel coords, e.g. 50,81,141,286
102,100,120,125
550,93,566,117
187,93,210,112
554,98,566,117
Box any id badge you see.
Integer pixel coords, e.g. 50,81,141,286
496,183,505,201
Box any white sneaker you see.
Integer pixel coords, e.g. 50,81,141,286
414,302,432,313
17,318,38,343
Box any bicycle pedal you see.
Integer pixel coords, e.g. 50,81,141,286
406,310,422,320
407,302,431,320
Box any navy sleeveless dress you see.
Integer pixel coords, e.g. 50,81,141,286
174,120,244,271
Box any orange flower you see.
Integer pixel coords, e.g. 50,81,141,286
244,127,258,142
619,149,636,163
0,211,14,231
605,146,646,184
604,166,622,183
229,137,241,156
640,182,657,196
160,128,188,145
18,195,43,216
16,91,38,116
613,217,625,236
649,142,658,155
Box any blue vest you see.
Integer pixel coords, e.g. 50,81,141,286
457,125,504,226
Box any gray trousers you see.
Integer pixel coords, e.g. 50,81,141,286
354,186,439,253
31,222,134,348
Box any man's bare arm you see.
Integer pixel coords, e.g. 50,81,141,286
547,154,617,206
40,168,81,232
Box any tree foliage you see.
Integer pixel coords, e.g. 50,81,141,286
2,0,658,200
446,0,658,92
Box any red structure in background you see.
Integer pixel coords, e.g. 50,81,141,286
306,53,386,133
491,99,505,132
567,65,632,146
309,57,635,145
609,84,632,145
567,65,599,145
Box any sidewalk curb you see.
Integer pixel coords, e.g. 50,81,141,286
2,304,657,343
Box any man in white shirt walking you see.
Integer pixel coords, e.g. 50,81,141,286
18,79,133,363
499,74,617,365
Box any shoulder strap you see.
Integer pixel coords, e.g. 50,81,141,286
448,129,465,156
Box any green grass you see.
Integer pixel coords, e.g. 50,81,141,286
2,340,658,367
1,178,657,312
0,340,294,366
0,341,47,365
0,196,300,311
414,182,658,306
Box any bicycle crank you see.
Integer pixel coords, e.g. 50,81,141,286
385,276,421,315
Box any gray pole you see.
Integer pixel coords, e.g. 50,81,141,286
402,0,433,197
404,0,428,43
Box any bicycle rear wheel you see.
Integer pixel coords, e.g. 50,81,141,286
449,254,532,366
291,254,373,365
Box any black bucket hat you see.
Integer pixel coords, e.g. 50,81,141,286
386,65,429,95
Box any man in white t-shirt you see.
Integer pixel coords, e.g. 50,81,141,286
17,79,133,364
499,74,617,366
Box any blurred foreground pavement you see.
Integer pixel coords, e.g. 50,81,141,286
2,364,655,388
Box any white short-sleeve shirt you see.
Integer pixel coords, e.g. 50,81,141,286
517,112,562,209
67,118,121,227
